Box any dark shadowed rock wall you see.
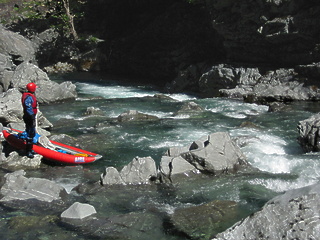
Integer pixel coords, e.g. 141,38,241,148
80,0,225,83
79,0,320,85
206,0,320,66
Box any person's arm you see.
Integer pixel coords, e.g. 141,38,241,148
24,96,35,118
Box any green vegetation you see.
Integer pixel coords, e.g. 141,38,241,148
11,0,87,40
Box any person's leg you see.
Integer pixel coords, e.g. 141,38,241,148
24,115,36,158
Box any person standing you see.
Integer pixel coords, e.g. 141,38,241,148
21,82,38,158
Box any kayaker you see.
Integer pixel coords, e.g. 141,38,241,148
21,82,38,158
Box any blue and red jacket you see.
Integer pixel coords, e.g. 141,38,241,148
21,92,38,116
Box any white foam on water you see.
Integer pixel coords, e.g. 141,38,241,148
77,82,159,99
149,140,185,149
240,132,291,173
53,114,76,120
164,93,197,102
248,177,318,193
206,99,269,119
168,114,191,119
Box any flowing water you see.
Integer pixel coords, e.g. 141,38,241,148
2,73,320,239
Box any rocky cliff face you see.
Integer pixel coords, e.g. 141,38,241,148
81,0,225,82
2,0,320,91
81,0,320,87
206,0,320,66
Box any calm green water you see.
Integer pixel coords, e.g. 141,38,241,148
1,73,320,239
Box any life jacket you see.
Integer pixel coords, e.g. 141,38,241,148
21,92,38,114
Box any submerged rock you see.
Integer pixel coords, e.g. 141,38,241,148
83,106,104,116
117,110,159,122
62,211,164,240
173,101,204,116
170,200,238,240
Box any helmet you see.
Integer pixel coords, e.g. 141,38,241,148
26,82,37,93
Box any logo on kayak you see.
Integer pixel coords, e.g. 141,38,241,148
75,157,85,163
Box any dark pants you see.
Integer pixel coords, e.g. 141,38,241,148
23,114,36,153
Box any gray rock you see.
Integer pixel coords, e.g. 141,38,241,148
117,110,159,122
10,62,77,104
0,25,35,63
0,88,23,123
37,80,77,104
0,53,14,92
0,151,42,170
83,106,104,116
159,132,248,183
181,132,248,174
297,113,320,152
173,101,204,116
61,202,96,219
0,170,67,203
101,156,158,185
8,111,53,133
120,156,157,184
11,62,50,92
164,146,190,157
220,67,320,103
160,155,197,177
100,166,125,186
198,64,241,97
213,182,320,240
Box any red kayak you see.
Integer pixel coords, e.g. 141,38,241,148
2,128,102,164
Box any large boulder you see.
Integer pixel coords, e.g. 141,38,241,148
198,65,261,97
0,88,53,128
0,151,42,171
0,26,77,104
0,53,14,92
213,182,320,240
101,156,158,185
0,170,67,203
0,25,35,64
159,132,248,182
10,62,77,104
168,63,320,102
182,132,247,174
0,88,23,124
297,113,320,152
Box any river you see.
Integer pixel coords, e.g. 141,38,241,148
2,73,320,239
